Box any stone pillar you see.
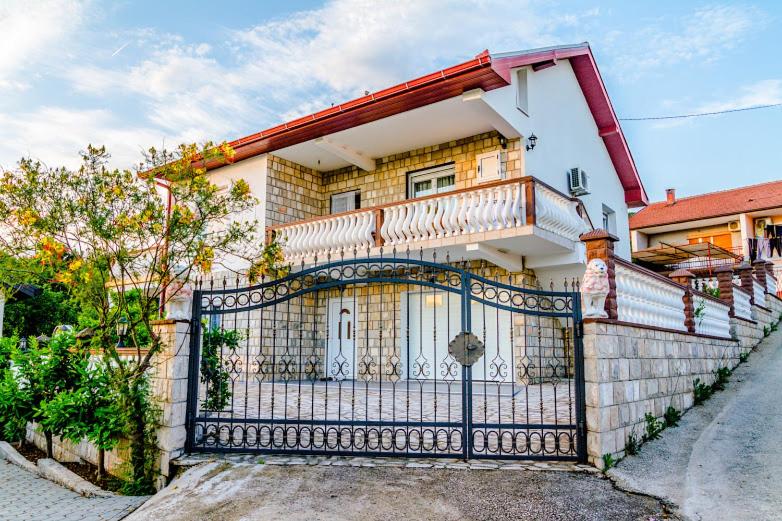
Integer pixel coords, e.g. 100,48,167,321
753,260,768,291
766,261,777,282
715,265,736,316
150,318,191,490
736,263,755,305
579,229,619,320
669,269,695,333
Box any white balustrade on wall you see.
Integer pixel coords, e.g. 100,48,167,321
732,285,752,321
615,264,687,331
693,294,731,337
278,210,376,260
534,184,590,241
380,182,525,246
752,280,766,307
768,275,778,296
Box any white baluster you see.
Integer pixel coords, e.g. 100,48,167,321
415,201,427,241
380,207,393,244
424,200,437,239
433,198,446,238
502,186,514,228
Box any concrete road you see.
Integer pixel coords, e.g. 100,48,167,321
126,461,669,521
610,327,782,521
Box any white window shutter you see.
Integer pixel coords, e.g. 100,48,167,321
476,151,502,183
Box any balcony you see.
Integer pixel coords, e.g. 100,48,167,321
267,176,591,269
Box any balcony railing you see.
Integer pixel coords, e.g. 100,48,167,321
268,176,590,261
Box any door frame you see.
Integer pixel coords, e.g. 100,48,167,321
326,298,356,380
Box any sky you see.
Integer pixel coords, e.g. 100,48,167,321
0,0,780,203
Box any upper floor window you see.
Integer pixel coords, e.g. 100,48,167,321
602,204,616,234
408,163,456,198
331,190,360,213
516,68,529,116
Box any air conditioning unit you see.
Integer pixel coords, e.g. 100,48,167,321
755,218,768,235
568,168,589,196
728,220,740,232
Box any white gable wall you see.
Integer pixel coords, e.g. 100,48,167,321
483,60,632,260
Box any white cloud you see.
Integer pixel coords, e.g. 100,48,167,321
609,4,760,78
0,107,167,170
0,0,88,89
697,79,782,112
62,0,599,147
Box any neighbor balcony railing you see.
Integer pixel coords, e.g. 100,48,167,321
266,176,591,261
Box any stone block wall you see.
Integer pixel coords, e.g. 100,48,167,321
264,131,521,230
265,156,324,226
322,132,521,209
731,316,762,351
584,321,740,467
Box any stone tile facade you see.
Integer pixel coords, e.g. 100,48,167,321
264,131,520,227
321,132,521,209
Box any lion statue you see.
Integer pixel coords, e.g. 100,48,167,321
582,258,609,318
166,278,193,320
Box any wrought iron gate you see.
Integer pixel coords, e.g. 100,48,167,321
185,256,586,462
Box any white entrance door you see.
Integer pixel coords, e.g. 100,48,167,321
327,299,355,380
403,292,513,382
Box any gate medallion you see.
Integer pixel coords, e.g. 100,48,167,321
448,331,485,366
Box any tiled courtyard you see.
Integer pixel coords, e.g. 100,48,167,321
193,379,580,457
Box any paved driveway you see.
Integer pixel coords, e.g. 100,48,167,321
0,460,146,521
125,459,670,521
610,327,782,521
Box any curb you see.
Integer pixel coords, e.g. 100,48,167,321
0,441,38,474
37,458,115,498
0,441,114,498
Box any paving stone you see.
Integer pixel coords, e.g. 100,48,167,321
0,460,147,521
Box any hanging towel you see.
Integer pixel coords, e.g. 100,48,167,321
748,238,758,263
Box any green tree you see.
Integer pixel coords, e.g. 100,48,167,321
0,142,284,492
13,332,89,456
3,285,80,339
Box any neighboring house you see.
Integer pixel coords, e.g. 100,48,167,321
629,182,782,286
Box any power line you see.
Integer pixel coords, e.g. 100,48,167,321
618,102,782,121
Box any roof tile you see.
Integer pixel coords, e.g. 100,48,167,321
629,180,782,229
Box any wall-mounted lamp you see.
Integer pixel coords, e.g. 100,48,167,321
498,135,508,149
526,133,538,151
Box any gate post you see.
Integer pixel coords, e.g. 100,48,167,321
150,317,193,488
461,272,472,460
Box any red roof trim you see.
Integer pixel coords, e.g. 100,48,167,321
213,45,646,207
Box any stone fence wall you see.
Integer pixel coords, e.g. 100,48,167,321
25,319,191,489
581,230,782,468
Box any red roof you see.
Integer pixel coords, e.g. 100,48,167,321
210,43,647,207
630,180,782,230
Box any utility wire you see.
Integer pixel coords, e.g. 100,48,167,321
618,102,782,121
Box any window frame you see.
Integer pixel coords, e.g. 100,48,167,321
330,190,361,214
406,163,456,199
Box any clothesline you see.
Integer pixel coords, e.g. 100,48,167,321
746,224,782,262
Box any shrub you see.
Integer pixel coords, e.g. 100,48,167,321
0,369,33,442
712,366,731,391
602,453,616,471
625,432,639,456
200,327,239,412
664,406,682,428
642,412,665,442
693,378,713,404
739,351,750,364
